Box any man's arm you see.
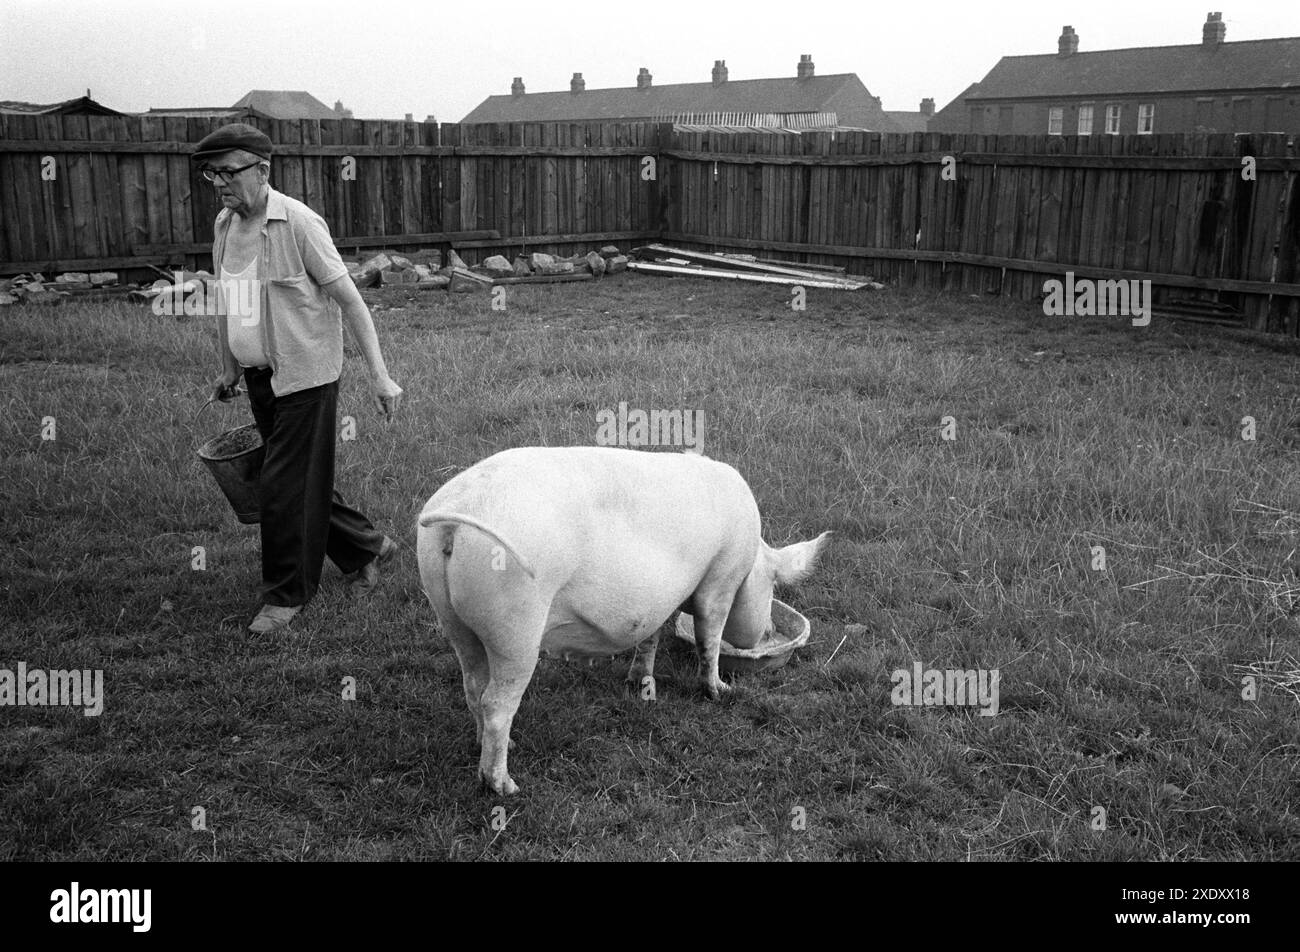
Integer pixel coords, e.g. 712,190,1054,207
321,275,403,417
212,282,242,400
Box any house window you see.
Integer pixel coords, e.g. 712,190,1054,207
1264,97,1285,131
1137,103,1154,134
1195,98,1214,130
1105,104,1121,134
1048,106,1063,135
1078,104,1094,135
1231,97,1252,129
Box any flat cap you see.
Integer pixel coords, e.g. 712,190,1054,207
190,123,273,162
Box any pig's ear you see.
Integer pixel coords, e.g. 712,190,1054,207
773,531,832,585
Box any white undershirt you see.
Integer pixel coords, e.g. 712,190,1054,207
220,256,268,369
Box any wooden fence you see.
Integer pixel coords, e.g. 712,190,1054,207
3,116,1298,332
662,129,1300,332
0,115,664,272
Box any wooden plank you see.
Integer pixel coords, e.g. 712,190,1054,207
382,120,404,239
137,116,173,250
541,122,557,239
627,260,871,289
301,119,325,230
162,118,193,251
634,243,865,284
489,272,594,285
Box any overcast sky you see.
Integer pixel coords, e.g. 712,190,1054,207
4,0,1298,122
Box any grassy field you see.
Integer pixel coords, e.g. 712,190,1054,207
2,273,1298,861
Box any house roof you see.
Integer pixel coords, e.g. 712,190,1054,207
463,73,881,124
0,95,125,116
883,111,930,133
231,90,340,120
142,106,274,120
967,36,1300,101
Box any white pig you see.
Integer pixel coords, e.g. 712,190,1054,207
416,446,830,795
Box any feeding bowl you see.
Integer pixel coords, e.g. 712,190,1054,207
673,598,811,675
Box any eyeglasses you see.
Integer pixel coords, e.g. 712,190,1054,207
200,161,261,184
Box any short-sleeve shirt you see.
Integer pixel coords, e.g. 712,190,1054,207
212,187,350,396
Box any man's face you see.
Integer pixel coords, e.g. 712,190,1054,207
204,151,265,216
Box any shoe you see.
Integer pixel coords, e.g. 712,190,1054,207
248,604,301,633
350,536,397,596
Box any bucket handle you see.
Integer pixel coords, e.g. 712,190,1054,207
194,385,245,421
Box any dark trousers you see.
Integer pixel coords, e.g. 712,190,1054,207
244,367,384,608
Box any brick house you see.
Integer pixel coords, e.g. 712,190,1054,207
932,12,1300,135
461,56,910,132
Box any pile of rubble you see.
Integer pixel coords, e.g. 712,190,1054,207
0,271,121,305
347,245,630,293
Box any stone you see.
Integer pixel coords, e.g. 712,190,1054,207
0,292,16,305
606,255,628,273
529,252,555,271
446,249,468,271
599,245,621,258
412,264,433,280
448,268,492,293
387,254,413,271
482,254,514,276
55,272,89,283
409,249,442,269
512,257,532,276
586,251,607,277
415,275,451,290
537,260,574,275
379,265,416,284
88,272,118,286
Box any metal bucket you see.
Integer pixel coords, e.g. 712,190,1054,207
196,423,264,524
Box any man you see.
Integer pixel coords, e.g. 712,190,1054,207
193,123,404,634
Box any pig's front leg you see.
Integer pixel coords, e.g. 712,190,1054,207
626,618,669,701
691,601,733,700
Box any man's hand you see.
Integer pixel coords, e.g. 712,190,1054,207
373,376,403,419
211,369,242,402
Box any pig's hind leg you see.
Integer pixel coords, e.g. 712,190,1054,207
438,611,491,747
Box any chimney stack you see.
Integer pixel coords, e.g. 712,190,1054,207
1058,25,1079,56
920,97,935,116
1203,11,1225,47
570,72,585,93
511,77,525,97
712,60,728,85
404,113,413,122
637,67,652,90
797,54,815,78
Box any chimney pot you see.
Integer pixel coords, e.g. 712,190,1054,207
1058,25,1079,56
920,97,935,116
570,72,585,93
712,60,728,85
511,77,525,97
1203,11,1226,47
637,67,653,89
797,54,815,78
